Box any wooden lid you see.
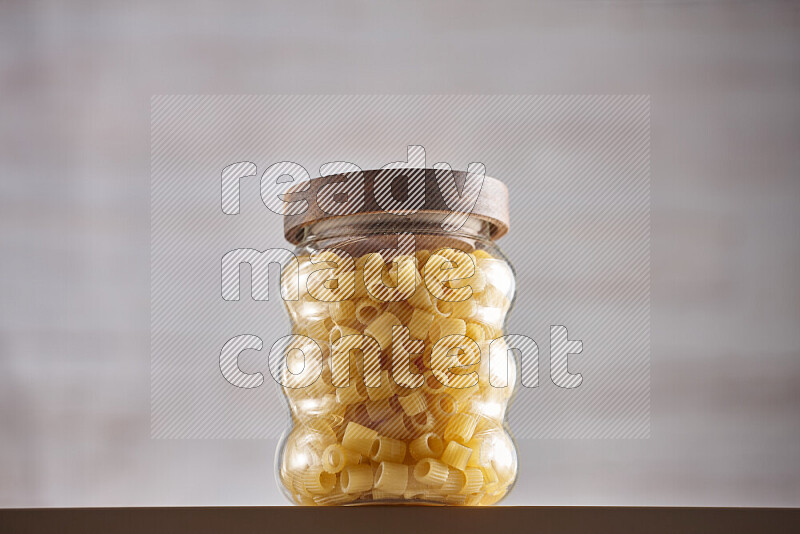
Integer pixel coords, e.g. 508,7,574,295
283,168,510,244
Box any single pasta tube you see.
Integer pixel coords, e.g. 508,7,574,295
322,444,361,474
355,298,382,325
404,411,434,437
363,311,402,351
465,322,486,343
369,436,407,463
329,324,360,345
460,467,484,495
302,466,336,495
328,300,356,325
341,422,378,456
439,467,467,494
397,390,426,416
441,441,473,471
408,432,444,461
340,464,373,494
373,462,408,495
444,413,479,444
413,458,449,487
335,379,367,405
429,393,459,421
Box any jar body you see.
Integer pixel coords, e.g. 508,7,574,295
276,217,517,505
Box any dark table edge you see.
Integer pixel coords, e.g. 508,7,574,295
1,506,798,533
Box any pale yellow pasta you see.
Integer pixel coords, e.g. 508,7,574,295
341,422,378,456
444,494,468,505
369,436,407,463
335,380,366,405
329,324,360,345
385,301,414,323
480,491,506,506
465,437,485,468
307,253,356,302
479,465,500,492
340,464,373,494
364,254,417,302
453,272,487,298
429,393,459,421
366,370,394,401
322,444,361,474
441,441,473,471
328,300,356,325
374,462,408,494
465,322,486,343
465,492,485,506
305,318,335,341
363,311,402,351
354,298,381,325
409,432,444,461
403,477,426,499
314,490,360,505
423,252,474,302
364,398,394,422
377,412,412,440
397,390,426,416
449,299,477,320
406,269,433,311
439,468,466,494
403,411,434,436
413,458,449,487
447,381,480,402
433,298,453,318
407,308,434,340
279,245,518,506
460,467,484,495
429,318,467,342
302,466,336,495
422,372,445,396
444,413,479,444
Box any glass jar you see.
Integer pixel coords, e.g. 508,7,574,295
276,169,517,505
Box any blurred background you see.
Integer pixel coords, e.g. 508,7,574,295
1,0,799,507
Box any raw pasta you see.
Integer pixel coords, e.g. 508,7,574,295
279,248,517,506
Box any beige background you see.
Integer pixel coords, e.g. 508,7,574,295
1,0,799,506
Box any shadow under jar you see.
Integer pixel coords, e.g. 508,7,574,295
276,169,517,505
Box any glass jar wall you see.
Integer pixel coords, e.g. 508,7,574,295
276,172,517,505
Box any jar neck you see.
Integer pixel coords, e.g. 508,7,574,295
298,213,494,248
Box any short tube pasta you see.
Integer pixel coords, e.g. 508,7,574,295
302,466,336,495
369,436,407,463
341,464,373,494
341,422,378,456
444,413,479,444
322,444,361,473
413,458,449,487
374,462,408,495
409,433,444,460
397,390,426,416
441,441,473,471
279,245,518,506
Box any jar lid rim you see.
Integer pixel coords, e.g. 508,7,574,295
282,169,510,245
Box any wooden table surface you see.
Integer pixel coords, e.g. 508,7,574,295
2,507,799,533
